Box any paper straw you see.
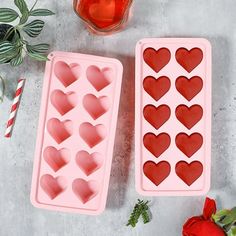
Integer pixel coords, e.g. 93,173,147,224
5,79,25,138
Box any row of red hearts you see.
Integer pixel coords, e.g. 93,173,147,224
143,75,203,102
143,160,203,187
143,47,203,73
143,104,203,130
143,132,203,158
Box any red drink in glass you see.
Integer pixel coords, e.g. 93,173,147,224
73,0,133,34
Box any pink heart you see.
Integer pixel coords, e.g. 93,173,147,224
47,118,73,144
44,147,70,172
76,151,103,176
54,61,80,87
83,94,110,120
86,65,113,91
79,122,106,148
51,90,77,115
72,179,99,204
40,174,67,199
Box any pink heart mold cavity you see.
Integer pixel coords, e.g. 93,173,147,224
83,94,110,120
86,65,113,91
51,90,77,115
76,151,103,176
72,179,99,204
43,147,70,172
79,122,106,148
40,174,67,200
54,61,80,87
47,118,73,144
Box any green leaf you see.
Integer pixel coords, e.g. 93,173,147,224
14,0,29,25
10,50,23,66
28,52,48,61
0,8,19,23
14,0,29,14
213,210,230,223
22,20,45,38
0,41,15,54
26,43,49,54
0,56,10,64
30,9,55,16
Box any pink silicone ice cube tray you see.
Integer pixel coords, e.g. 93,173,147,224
135,38,212,196
31,51,123,215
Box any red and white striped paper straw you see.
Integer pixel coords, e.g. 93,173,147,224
5,79,25,138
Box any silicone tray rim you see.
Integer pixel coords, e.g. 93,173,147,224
135,38,212,196
30,51,123,215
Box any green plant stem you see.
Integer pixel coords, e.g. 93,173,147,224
3,27,15,41
30,0,39,12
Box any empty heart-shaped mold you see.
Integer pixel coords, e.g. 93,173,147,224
136,38,211,196
86,65,113,91
143,104,171,129
175,48,203,73
79,122,106,148
143,47,171,73
176,76,203,101
31,51,123,214
72,179,99,204
83,94,110,120
40,174,67,199
76,151,103,176
175,161,203,186
47,118,73,144
143,76,171,101
51,90,77,115
44,147,70,172
54,61,80,87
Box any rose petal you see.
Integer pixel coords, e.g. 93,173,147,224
203,197,217,220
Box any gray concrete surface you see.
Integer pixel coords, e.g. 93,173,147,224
0,0,236,235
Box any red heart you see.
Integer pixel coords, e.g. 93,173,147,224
175,161,203,186
143,133,171,157
176,48,203,72
143,105,171,129
176,76,203,101
143,76,171,101
143,48,171,73
176,105,203,129
143,161,171,186
176,133,203,157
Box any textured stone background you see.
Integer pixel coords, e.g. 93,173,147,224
0,0,236,235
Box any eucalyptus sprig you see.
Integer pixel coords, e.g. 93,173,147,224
126,199,151,228
212,207,236,236
0,0,54,66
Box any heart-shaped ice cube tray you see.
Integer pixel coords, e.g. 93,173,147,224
31,51,123,214
135,38,211,196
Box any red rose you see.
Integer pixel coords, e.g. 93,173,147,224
182,198,225,236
